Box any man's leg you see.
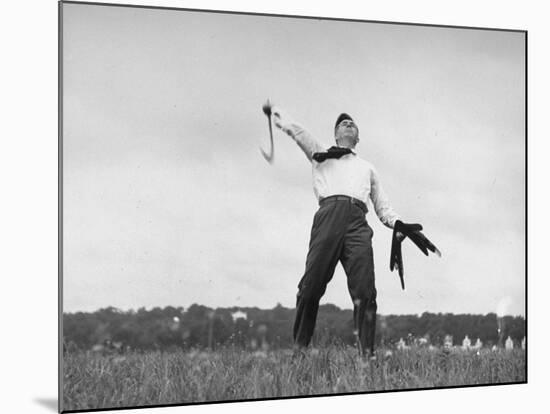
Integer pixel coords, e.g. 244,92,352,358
340,210,377,357
293,203,349,348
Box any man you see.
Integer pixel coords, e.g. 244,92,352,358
269,104,409,357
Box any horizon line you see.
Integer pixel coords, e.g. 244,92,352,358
62,303,526,318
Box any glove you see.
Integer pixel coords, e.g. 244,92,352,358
395,220,441,257
390,230,405,289
408,230,442,257
390,220,441,290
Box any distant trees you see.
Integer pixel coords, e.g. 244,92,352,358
63,304,526,352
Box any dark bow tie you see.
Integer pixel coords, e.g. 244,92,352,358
312,146,353,162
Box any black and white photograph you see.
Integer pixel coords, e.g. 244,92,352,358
59,1,526,412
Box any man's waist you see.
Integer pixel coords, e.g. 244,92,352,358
319,195,368,214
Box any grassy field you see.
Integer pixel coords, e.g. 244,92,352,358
62,345,526,411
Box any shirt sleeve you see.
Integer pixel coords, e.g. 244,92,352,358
370,167,400,229
271,106,325,162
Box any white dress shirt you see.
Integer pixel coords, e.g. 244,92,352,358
272,106,400,229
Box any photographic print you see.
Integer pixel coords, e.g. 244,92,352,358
60,1,526,412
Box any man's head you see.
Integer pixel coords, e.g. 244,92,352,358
334,113,359,148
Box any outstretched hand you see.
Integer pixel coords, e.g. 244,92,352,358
268,104,294,135
271,106,285,131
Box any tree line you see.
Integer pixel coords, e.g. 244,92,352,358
63,304,525,352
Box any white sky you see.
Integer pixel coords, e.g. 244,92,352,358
62,3,525,316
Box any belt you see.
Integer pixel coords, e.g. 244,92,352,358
319,195,368,214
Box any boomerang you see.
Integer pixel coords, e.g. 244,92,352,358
260,100,274,164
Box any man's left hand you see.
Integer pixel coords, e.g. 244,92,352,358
394,220,441,257
390,220,441,290
395,231,406,242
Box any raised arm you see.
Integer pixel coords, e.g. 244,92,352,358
370,167,400,229
271,105,324,162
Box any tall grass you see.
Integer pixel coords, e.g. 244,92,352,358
62,345,526,411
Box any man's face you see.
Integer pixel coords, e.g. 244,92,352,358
335,119,359,148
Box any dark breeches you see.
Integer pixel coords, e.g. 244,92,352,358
293,198,377,355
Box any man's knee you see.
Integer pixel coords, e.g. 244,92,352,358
354,293,377,311
366,298,377,315
297,283,325,305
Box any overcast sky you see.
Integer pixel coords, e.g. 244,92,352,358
62,3,525,316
